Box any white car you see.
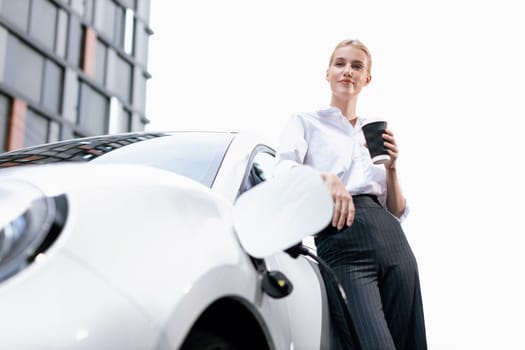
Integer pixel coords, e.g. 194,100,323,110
0,131,348,350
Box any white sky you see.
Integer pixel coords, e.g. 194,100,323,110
146,1,525,349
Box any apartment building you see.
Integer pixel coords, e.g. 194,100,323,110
0,0,152,152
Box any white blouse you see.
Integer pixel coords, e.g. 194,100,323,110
274,106,408,221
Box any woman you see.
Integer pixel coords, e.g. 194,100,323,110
275,39,427,350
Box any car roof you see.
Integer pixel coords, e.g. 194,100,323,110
0,131,238,188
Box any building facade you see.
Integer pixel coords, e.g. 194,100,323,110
0,0,152,152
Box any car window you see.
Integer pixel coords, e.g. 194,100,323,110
92,133,235,187
238,146,276,194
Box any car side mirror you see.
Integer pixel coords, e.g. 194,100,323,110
233,166,333,258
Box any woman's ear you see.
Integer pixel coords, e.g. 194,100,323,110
365,74,372,86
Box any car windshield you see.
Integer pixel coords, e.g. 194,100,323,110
0,132,236,188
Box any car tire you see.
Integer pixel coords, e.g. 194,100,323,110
180,330,236,350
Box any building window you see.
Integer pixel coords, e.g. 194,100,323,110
112,53,132,103
123,7,134,54
61,125,74,140
29,0,58,51
55,8,68,58
136,0,150,20
67,15,83,68
134,20,148,66
24,108,48,147
101,0,117,43
0,93,10,152
121,108,131,132
94,0,127,49
85,0,94,23
120,0,136,10
41,59,64,114
4,35,44,103
0,0,30,32
0,25,7,83
78,81,109,134
94,39,107,85
133,69,146,114
109,97,131,133
94,0,116,44
4,34,64,112
49,120,61,142
114,3,125,49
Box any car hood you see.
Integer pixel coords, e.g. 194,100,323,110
1,163,246,307
0,162,212,197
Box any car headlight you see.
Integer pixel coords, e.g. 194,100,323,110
0,180,67,282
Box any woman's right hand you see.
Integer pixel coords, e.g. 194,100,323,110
320,172,355,230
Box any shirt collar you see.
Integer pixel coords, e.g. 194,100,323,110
316,106,365,128
316,106,343,118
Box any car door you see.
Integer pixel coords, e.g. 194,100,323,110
239,147,330,349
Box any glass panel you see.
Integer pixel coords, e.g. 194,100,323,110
251,152,277,180
62,68,79,123
29,0,57,50
48,121,60,142
113,54,132,103
134,21,148,66
121,108,131,132
120,0,136,9
136,0,150,20
102,0,116,42
67,15,83,68
109,97,131,133
42,59,63,113
94,39,107,85
70,0,85,16
78,82,108,134
133,70,146,113
0,0,30,31
5,36,44,103
0,93,10,152
130,112,142,131
24,109,48,147
0,25,7,83
55,9,68,58
84,0,94,23
124,8,134,54
93,132,234,187
61,125,74,140
114,4,125,49
240,149,276,193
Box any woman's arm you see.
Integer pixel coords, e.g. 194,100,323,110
385,168,406,218
383,129,406,218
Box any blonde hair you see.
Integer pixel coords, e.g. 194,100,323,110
329,39,372,73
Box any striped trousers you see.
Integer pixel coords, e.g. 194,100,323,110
315,195,427,350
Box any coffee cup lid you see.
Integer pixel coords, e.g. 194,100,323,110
362,119,387,127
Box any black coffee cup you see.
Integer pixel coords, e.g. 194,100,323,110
362,120,391,165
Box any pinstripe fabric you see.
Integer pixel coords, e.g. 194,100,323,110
315,195,427,350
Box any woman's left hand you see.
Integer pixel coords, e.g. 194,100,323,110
382,129,398,169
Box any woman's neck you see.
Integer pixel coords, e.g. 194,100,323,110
330,96,358,126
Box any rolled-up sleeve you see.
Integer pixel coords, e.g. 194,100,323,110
377,192,410,222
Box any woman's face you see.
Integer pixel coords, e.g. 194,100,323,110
326,45,371,99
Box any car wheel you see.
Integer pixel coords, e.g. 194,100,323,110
180,330,236,350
